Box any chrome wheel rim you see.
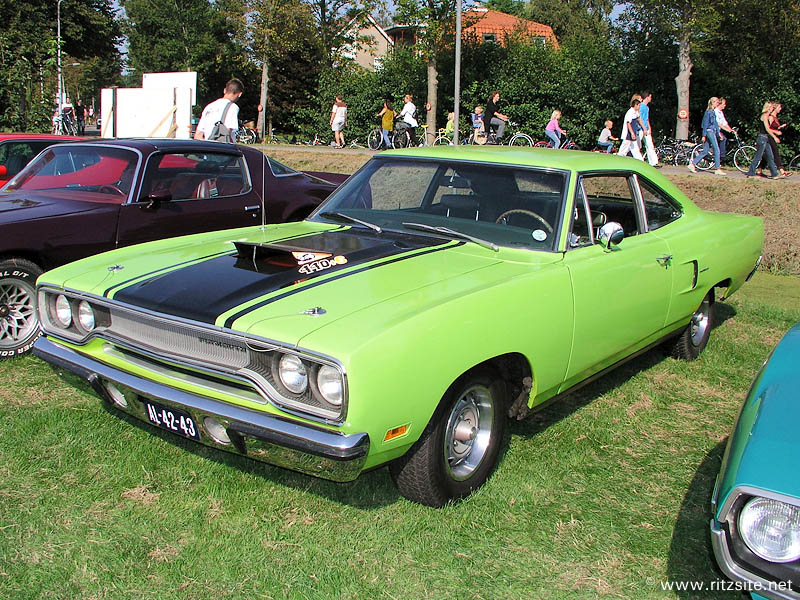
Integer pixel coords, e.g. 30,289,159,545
444,384,494,481
0,279,37,349
690,297,711,347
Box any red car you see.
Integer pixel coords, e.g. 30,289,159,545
0,133,82,187
0,138,346,358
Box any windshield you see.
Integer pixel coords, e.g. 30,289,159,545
4,145,139,200
309,158,567,251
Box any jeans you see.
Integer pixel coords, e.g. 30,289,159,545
693,129,721,169
597,140,613,153
545,129,560,149
490,117,506,139
746,134,778,177
381,129,392,148
718,134,727,164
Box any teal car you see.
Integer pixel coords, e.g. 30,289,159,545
32,147,763,506
711,322,800,599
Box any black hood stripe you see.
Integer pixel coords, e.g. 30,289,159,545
222,241,462,329
110,229,455,325
103,226,347,298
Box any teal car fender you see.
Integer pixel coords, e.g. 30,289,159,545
711,323,800,599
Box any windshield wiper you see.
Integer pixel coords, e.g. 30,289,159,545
402,222,499,252
320,211,382,233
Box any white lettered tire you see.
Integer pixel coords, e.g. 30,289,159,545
0,258,43,358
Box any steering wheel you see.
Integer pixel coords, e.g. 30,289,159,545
495,209,553,233
97,184,124,196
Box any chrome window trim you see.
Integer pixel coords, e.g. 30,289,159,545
37,285,349,424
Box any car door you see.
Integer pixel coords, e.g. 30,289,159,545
560,172,673,387
115,150,261,247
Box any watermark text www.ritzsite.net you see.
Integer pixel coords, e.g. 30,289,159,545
659,578,793,593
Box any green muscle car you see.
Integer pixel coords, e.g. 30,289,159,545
33,147,763,506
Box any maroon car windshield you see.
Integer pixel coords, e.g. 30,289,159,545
5,146,139,200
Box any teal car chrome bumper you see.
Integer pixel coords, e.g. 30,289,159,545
33,337,370,482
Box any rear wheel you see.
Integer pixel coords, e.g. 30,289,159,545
789,154,800,172
508,133,534,147
390,368,507,507
367,129,382,150
0,259,43,359
392,129,411,149
668,290,714,360
734,145,756,173
692,144,713,170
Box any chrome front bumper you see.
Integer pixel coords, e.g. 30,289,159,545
33,337,370,482
710,519,800,600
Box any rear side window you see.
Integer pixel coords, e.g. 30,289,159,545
140,152,251,201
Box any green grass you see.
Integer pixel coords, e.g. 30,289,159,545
2,272,799,599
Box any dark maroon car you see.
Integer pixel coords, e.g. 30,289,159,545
0,138,346,358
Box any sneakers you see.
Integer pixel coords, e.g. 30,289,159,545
714,169,727,176
687,162,697,173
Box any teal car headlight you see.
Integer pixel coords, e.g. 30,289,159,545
738,496,800,563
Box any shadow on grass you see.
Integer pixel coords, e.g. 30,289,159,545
665,440,750,599
105,404,400,509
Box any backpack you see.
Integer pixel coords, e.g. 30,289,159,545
207,101,233,143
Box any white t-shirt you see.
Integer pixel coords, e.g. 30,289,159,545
400,102,418,127
714,107,729,130
331,103,347,124
598,127,612,143
196,98,240,140
621,107,639,141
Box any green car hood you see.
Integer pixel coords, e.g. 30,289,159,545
43,222,559,347
714,323,800,514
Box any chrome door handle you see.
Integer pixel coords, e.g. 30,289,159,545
244,205,261,212
656,254,673,267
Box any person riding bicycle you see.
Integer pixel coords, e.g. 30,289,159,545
399,94,418,146
545,110,566,149
597,120,619,153
485,91,508,142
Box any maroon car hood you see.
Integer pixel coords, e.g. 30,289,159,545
0,191,106,223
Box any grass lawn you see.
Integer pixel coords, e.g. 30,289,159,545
2,273,798,599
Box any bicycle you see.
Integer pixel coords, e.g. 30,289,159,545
690,129,756,173
367,127,383,150
467,122,534,146
235,126,258,145
533,136,579,150
788,153,800,172
52,115,77,136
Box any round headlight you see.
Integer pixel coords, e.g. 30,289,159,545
77,301,96,331
54,295,72,327
316,366,343,406
278,354,308,394
738,496,800,562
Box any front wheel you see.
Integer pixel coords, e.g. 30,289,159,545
389,368,507,507
668,290,714,360
0,259,43,359
734,145,756,173
508,133,534,147
691,144,713,171
367,129,382,150
789,154,800,172
392,129,411,149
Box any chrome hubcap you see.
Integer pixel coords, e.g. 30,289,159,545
690,298,710,346
0,280,37,348
444,385,494,481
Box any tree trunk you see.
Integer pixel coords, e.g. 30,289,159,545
426,59,437,145
674,31,692,140
257,59,269,140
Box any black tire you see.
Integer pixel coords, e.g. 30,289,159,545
367,129,382,150
508,133,534,147
734,146,756,173
692,144,713,171
668,290,714,360
392,129,411,149
389,368,507,507
0,258,43,359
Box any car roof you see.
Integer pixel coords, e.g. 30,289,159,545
0,133,82,142
63,138,250,153
378,146,655,174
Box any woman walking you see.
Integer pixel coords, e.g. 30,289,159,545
330,95,347,148
688,97,726,175
377,100,394,150
746,101,782,179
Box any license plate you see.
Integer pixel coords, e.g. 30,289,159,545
143,400,200,440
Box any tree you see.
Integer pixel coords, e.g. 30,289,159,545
303,0,381,68
618,0,721,139
524,0,613,42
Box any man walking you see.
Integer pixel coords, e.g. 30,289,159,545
715,98,736,164
638,91,659,166
618,97,644,161
195,79,244,143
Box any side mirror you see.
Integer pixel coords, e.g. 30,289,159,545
597,222,624,251
142,190,171,210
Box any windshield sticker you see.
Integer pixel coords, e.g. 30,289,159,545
532,229,548,242
298,255,348,275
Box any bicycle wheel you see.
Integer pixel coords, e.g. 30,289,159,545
238,128,256,144
434,134,451,146
367,129,382,150
691,144,713,171
508,133,534,147
533,141,551,148
789,154,800,172
734,145,756,173
392,129,411,149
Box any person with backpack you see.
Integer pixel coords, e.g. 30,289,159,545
194,79,244,143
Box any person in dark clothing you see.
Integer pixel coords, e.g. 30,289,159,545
74,101,85,135
485,91,509,141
